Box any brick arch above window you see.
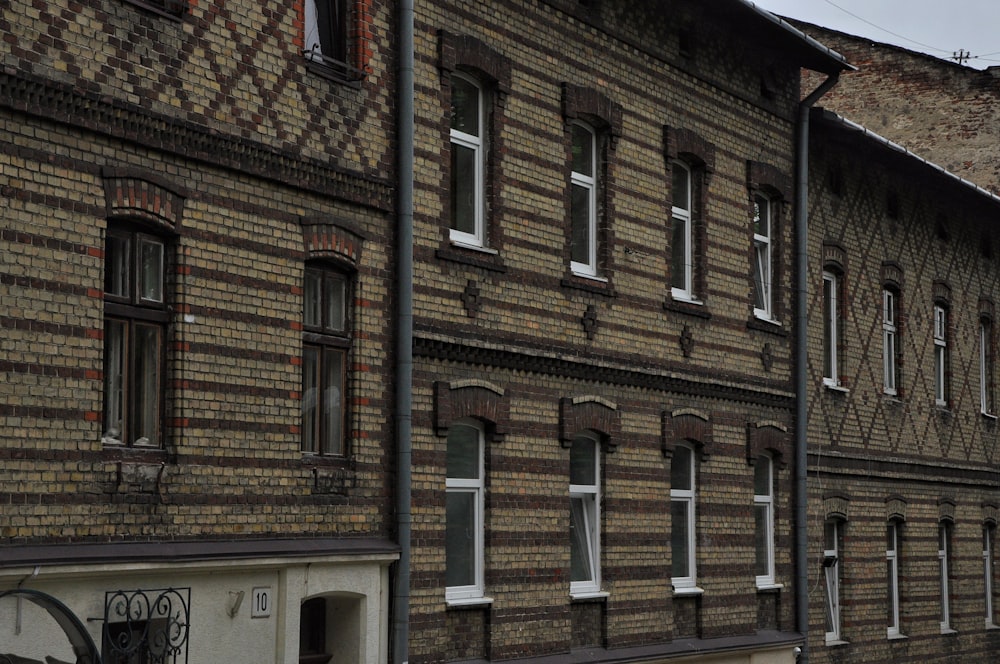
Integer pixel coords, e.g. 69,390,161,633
886,495,907,523
933,280,952,305
102,167,186,234
438,30,512,97
561,83,622,149
434,379,510,441
301,215,368,269
745,420,789,469
560,395,621,451
980,296,996,323
882,261,904,291
663,126,716,177
662,408,713,461
984,501,999,527
746,160,791,201
822,240,847,274
823,492,850,522
938,496,957,523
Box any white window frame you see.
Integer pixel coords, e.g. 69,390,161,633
449,73,486,248
671,443,698,592
985,525,996,627
754,455,776,588
570,122,598,277
934,304,948,406
569,433,601,596
883,288,898,395
823,270,840,387
981,317,994,415
940,522,952,632
824,519,842,643
887,522,901,638
670,161,694,301
445,420,486,603
752,194,773,320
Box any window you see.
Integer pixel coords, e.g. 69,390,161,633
102,227,168,448
299,597,330,664
302,266,350,456
934,304,949,406
123,0,187,18
981,316,994,415
671,443,697,591
985,525,996,627
824,519,842,643
570,434,601,595
450,73,487,248
570,122,599,277
940,522,952,632
752,194,774,319
887,522,902,637
446,421,485,602
305,0,348,66
670,162,694,300
823,270,841,387
754,455,775,587
883,288,900,395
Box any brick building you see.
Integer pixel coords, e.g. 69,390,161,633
407,1,846,663
806,109,1000,661
793,21,1000,195
0,0,399,662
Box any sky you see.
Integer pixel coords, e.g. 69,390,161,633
751,0,1000,69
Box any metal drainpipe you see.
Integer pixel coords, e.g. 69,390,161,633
795,73,839,664
392,0,414,661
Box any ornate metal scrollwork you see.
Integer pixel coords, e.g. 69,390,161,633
103,588,190,664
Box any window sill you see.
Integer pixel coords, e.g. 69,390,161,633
887,631,907,641
672,586,704,597
981,411,998,421
570,590,609,602
824,638,849,647
446,595,493,609
664,296,711,320
561,274,616,297
436,246,507,273
940,627,958,636
824,383,850,394
986,621,1000,630
755,582,783,593
122,0,186,20
304,59,364,87
570,269,609,284
746,315,787,336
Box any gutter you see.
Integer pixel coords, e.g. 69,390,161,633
392,0,415,661
794,74,841,664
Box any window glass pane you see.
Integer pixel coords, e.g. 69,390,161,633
672,165,690,211
324,273,346,333
825,520,837,551
570,183,591,266
445,491,476,587
753,242,768,311
451,77,479,137
103,320,126,443
570,495,594,582
569,437,596,486
302,346,319,453
131,323,161,447
754,458,770,496
304,269,322,328
139,238,164,303
571,125,593,177
824,276,834,377
670,215,687,291
321,348,344,455
671,499,690,577
451,143,477,235
754,504,769,576
753,195,769,237
104,233,130,297
671,445,692,490
447,424,480,480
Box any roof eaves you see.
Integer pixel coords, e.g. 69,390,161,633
739,0,856,74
